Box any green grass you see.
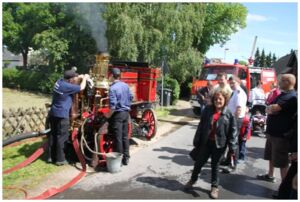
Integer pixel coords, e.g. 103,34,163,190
155,107,171,118
2,138,64,199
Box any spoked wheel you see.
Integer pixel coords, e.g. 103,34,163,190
142,108,157,140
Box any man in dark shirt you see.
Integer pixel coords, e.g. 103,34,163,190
257,74,297,184
106,68,133,165
48,69,89,165
197,80,214,109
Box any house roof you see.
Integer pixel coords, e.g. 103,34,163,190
2,47,23,61
272,51,298,76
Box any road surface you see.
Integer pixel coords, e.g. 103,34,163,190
52,119,280,199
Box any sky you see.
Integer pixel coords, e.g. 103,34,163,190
206,2,298,64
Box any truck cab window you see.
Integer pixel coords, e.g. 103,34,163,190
238,69,247,80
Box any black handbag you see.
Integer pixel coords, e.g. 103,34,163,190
189,146,201,161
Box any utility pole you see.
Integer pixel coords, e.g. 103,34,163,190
160,59,164,108
224,48,229,61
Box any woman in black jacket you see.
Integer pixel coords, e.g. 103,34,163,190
185,89,237,199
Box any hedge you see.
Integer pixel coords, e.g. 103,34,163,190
3,68,61,94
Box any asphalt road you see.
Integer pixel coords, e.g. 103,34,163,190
52,119,280,200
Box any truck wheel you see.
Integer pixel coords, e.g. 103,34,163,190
193,107,201,116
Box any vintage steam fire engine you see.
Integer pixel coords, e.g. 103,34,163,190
70,52,160,167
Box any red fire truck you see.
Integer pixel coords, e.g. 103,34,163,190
190,60,277,115
190,60,251,115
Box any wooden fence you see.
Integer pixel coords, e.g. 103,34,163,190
2,107,48,140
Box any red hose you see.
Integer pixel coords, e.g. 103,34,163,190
3,142,48,174
3,128,87,199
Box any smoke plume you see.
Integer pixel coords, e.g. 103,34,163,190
74,3,108,52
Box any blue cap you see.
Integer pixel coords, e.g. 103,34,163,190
64,70,78,79
111,68,121,76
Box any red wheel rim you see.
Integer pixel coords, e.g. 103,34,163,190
142,109,157,140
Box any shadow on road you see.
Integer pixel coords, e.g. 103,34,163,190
200,168,275,199
169,108,196,119
153,147,214,168
246,147,265,159
136,176,210,198
157,119,197,127
153,146,194,166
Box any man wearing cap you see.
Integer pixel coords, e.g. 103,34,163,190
106,68,133,166
48,69,89,166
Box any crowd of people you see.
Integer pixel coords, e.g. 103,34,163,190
187,72,297,199
46,67,296,199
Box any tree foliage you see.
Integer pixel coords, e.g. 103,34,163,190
194,3,247,53
254,47,277,68
3,3,56,67
3,2,248,88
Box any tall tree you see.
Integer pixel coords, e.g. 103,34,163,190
265,52,272,67
272,53,277,66
259,49,266,67
254,48,260,67
3,3,56,67
194,3,247,53
104,3,206,84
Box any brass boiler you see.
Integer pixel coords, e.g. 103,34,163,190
90,52,110,111
92,52,110,88
70,52,111,122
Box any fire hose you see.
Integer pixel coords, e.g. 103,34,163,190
79,117,117,159
3,127,87,199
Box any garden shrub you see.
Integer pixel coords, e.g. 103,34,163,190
3,68,20,88
3,68,61,94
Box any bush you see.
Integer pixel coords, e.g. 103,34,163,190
38,72,61,93
3,68,20,88
3,68,61,94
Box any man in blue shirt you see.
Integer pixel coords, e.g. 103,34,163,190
48,69,89,166
106,68,133,165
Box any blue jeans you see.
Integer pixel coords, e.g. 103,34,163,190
239,139,247,160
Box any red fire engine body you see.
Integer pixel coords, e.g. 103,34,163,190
190,61,276,115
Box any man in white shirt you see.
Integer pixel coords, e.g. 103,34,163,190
249,80,265,107
228,76,248,119
227,75,248,168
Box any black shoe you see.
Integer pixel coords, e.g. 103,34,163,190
122,158,129,166
55,160,68,166
220,160,230,166
257,174,276,183
46,158,53,163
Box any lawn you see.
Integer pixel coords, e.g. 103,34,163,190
2,138,65,199
3,88,51,110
